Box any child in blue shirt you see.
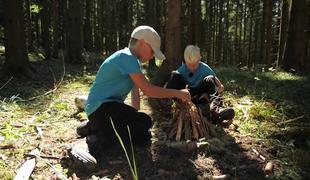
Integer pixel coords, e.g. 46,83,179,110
76,26,191,160
166,45,234,124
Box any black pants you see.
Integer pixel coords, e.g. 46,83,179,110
166,71,218,104
88,102,152,147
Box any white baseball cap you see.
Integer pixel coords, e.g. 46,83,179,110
131,25,166,60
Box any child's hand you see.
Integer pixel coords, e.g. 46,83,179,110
218,84,224,93
178,89,191,102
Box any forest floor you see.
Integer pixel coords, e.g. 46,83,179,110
0,54,310,180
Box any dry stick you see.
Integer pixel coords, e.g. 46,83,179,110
0,76,13,91
252,148,266,161
184,117,191,141
189,106,202,137
14,149,40,180
197,109,207,137
168,123,177,139
277,115,305,125
199,117,208,139
191,118,199,140
35,155,68,180
176,114,184,141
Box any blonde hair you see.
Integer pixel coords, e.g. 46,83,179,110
184,45,202,63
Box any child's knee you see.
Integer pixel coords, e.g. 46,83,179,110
166,71,187,90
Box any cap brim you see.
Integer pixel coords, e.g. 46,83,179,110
153,48,166,60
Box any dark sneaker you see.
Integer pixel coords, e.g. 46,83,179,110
68,146,97,172
86,132,111,160
218,107,235,121
211,107,235,123
76,120,93,138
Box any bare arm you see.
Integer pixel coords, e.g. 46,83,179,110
214,76,224,93
129,73,191,102
131,85,140,110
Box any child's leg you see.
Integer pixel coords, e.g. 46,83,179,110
90,102,152,147
189,75,218,104
165,71,187,90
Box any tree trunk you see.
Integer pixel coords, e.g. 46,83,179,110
277,0,289,68
34,12,41,47
97,0,104,52
261,0,273,67
104,0,117,54
65,0,83,63
306,0,310,70
243,0,248,66
42,0,51,60
216,0,223,64
145,0,158,69
3,0,31,76
58,0,66,49
234,2,239,65
224,0,230,65
238,1,243,65
51,0,59,58
84,0,94,51
25,0,33,51
190,0,202,46
248,0,254,67
253,1,261,65
205,0,212,63
213,0,218,65
152,0,181,86
283,0,307,73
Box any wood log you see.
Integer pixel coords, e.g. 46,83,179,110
14,149,40,180
176,115,184,141
168,100,216,142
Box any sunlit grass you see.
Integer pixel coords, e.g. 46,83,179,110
111,118,138,180
0,64,309,179
219,68,310,179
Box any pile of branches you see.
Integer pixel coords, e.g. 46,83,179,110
168,100,216,142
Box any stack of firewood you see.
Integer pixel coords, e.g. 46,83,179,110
168,100,216,141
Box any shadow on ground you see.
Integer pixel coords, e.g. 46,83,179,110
145,99,266,180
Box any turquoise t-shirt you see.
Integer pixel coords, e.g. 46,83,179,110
85,48,142,116
176,62,216,88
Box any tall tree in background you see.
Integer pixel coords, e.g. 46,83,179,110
84,0,94,51
51,0,59,58
65,0,83,63
190,0,202,47
1,0,310,75
216,0,224,64
153,0,181,85
25,0,34,51
283,0,307,72
95,0,104,52
42,0,52,60
277,0,289,68
261,0,273,67
305,0,310,70
223,0,231,65
145,0,158,69
3,0,31,76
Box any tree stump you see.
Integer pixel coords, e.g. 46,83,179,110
168,100,216,142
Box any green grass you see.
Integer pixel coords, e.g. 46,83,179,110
111,118,138,180
0,63,309,179
0,63,96,179
217,67,310,179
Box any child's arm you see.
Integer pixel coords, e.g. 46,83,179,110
131,85,140,110
214,76,224,93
